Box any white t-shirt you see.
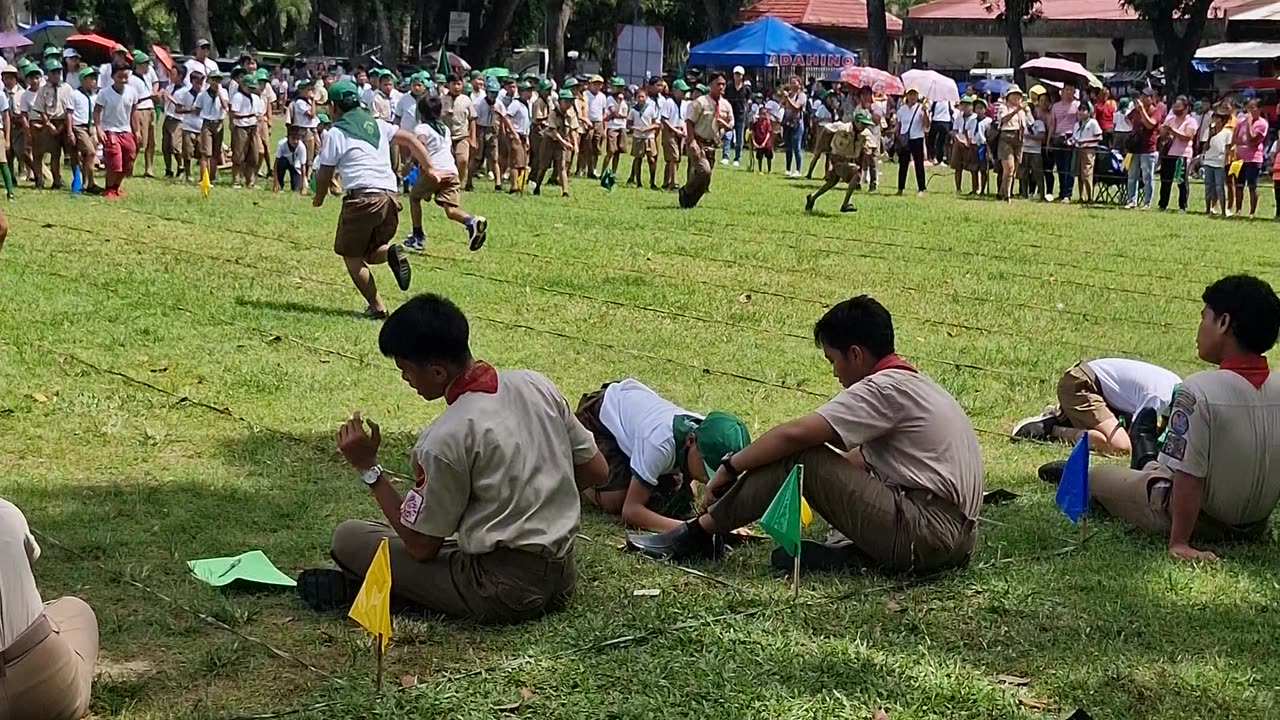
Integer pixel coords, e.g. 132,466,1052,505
586,90,607,122
275,137,305,167
0,91,8,129
1114,106,1133,133
184,57,219,84
474,93,493,127
395,92,420,130
413,121,457,176
70,88,92,125
954,114,977,144
659,96,681,129
1023,117,1045,154
230,91,263,127
195,87,227,121
604,96,629,130
290,97,318,128
1202,127,1232,168
930,99,952,122
95,83,139,132
1073,117,1102,145
598,379,701,486
895,102,927,140
765,99,782,123
19,88,37,120
1086,358,1182,417
316,119,399,192
629,101,660,139
506,98,531,136
128,68,157,109
0,499,44,650
175,87,203,132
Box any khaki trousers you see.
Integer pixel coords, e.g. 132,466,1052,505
1089,463,1268,542
680,138,720,208
0,597,98,720
708,446,976,573
330,520,576,624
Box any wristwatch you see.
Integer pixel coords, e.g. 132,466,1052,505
360,464,383,486
720,453,740,477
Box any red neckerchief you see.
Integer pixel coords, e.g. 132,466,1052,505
444,361,499,405
870,353,918,375
1221,354,1270,390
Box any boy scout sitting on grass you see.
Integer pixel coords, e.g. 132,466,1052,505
1041,275,1280,562
299,294,607,623
575,378,749,532
627,295,984,573
804,110,873,214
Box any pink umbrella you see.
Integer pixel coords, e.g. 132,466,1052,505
839,66,904,96
0,31,31,50
900,69,959,103
1020,57,1102,89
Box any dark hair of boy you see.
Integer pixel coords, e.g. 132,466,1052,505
813,295,895,359
378,294,472,366
1203,275,1280,354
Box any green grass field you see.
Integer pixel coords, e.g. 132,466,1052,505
1,158,1278,719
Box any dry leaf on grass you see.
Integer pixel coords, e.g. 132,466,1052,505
493,686,534,711
738,293,752,304
996,674,1031,686
30,393,49,404
632,588,661,597
885,598,905,613
398,674,418,689
1017,696,1053,711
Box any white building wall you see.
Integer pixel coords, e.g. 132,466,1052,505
921,35,1159,72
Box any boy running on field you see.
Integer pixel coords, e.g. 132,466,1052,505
805,110,872,214
406,94,488,252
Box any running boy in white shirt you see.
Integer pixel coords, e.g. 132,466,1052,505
93,64,140,198
406,95,488,252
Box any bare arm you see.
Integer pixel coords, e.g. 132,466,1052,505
312,165,334,205
1167,470,1215,560
574,451,608,493
367,477,445,562
621,479,683,532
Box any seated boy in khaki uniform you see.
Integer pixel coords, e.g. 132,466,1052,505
300,294,607,623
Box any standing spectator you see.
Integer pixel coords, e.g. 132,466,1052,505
781,75,807,177
1094,86,1115,146
952,95,976,194
1071,101,1102,204
996,85,1026,202
1021,94,1047,199
722,66,750,167
804,90,835,179
1232,98,1268,217
1113,95,1133,152
1158,95,1198,212
1200,111,1231,216
750,106,773,173
928,94,952,165
1125,88,1164,210
1047,81,1080,202
894,86,930,196
1270,135,1280,219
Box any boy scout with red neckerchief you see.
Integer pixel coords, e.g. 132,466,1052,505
299,294,607,623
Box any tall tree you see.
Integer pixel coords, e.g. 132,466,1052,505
170,0,217,54
981,0,1041,86
545,0,575,79
467,0,521,68
866,0,888,69
1121,0,1213,95
0,0,14,33
700,0,745,36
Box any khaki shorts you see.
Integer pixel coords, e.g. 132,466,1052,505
199,120,223,159
73,126,94,156
334,190,401,258
609,129,629,156
183,130,201,158
631,136,657,160
451,137,470,172
231,125,258,165
997,130,1022,163
662,127,681,163
410,170,462,207
826,157,858,184
0,131,8,163
162,117,182,154
134,108,155,148
506,134,528,170
1057,362,1114,429
1076,148,1096,180
295,127,317,163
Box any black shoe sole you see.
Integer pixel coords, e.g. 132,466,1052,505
387,244,411,291
469,218,487,252
296,568,359,611
770,541,861,573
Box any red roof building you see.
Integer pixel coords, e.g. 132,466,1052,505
738,0,904,60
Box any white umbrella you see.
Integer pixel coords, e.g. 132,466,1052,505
900,69,960,103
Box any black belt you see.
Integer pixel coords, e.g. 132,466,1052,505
74,124,89,129
343,188,395,200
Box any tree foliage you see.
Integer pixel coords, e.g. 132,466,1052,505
981,0,1041,85
1120,0,1215,95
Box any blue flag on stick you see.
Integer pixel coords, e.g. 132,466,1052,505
1055,436,1090,524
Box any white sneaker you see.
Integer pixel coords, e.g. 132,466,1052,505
733,161,740,167
721,158,729,166
1044,192,1054,202
1124,202,1136,210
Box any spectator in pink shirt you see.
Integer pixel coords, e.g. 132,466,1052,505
1158,95,1199,211
1233,98,1268,216
1046,82,1080,202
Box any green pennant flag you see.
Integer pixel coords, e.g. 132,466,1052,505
436,41,451,79
760,465,803,558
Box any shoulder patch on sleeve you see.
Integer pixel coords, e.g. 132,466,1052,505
1169,409,1190,436
1162,434,1187,461
1172,389,1197,415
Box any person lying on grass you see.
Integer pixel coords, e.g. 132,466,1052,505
1039,275,1280,562
574,378,749,532
626,295,985,573
298,294,607,623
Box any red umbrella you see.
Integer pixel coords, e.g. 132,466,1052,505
839,66,904,96
67,33,124,65
151,43,173,76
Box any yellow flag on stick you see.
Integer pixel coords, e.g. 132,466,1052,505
199,167,212,198
348,537,393,651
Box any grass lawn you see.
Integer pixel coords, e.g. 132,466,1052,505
1,157,1278,720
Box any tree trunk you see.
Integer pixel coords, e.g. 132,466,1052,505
187,0,216,55
374,0,395,64
1147,0,1211,97
545,0,576,80
0,0,16,33
700,0,729,36
866,0,889,69
1004,9,1026,87
468,0,520,68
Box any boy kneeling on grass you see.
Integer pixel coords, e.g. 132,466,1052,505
272,127,306,194
405,95,488,252
574,378,749,532
804,110,873,214
299,294,607,623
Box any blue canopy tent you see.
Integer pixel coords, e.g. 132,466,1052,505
688,16,857,70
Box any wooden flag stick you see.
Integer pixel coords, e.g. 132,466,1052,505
792,466,804,600
1079,515,1089,548
375,634,384,693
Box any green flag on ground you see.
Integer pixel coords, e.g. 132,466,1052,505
760,465,803,558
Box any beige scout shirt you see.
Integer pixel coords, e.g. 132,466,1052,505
1159,369,1280,526
688,94,733,143
0,499,44,649
443,92,475,141
35,83,73,120
401,370,598,558
815,369,984,519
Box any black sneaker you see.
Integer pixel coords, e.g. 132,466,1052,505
770,540,862,573
1038,460,1066,485
296,568,360,611
468,216,488,252
1011,410,1058,442
804,194,815,212
1129,407,1161,470
625,519,724,561
387,244,411,291
840,205,857,213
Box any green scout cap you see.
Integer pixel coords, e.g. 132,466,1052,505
328,79,362,109
696,83,708,93
241,75,259,88
518,80,533,91
78,66,96,79
434,73,445,82
853,109,872,125
672,79,689,91
694,411,750,478
562,76,578,88
611,76,625,87
557,88,573,99
133,50,150,64
468,70,481,79
43,46,59,56
485,77,501,93
960,94,974,104
44,58,61,71
256,68,270,81
317,112,331,124
25,66,42,77
296,79,312,89
536,77,552,91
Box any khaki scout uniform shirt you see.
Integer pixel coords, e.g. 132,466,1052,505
401,370,598,558
815,369,985,520
1159,369,1280,526
34,83,73,121
443,92,475,141
687,94,733,143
